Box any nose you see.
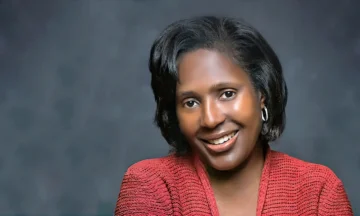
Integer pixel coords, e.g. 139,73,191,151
200,99,225,129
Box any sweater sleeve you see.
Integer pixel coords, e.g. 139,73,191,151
318,178,353,216
114,166,172,216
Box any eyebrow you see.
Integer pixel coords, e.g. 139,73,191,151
177,82,239,99
209,82,238,91
177,91,198,100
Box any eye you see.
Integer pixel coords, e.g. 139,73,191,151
220,91,236,100
184,99,199,108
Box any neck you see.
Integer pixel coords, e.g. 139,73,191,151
207,142,267,198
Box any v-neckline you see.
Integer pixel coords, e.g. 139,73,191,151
192,146,272,216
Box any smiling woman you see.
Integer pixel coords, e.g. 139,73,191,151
115,16,353,215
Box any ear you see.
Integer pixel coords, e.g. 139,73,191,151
259,92,266,109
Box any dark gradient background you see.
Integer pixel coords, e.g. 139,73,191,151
0,0,359,215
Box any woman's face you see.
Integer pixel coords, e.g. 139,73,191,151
176,49,264,171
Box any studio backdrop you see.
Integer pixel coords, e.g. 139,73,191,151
0,0,359,215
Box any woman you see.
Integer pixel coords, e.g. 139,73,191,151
115,16,353,215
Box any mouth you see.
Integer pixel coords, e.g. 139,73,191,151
200,130,239,153
202,130,239,145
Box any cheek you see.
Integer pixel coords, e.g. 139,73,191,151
231,90,261,123
176,109,198,138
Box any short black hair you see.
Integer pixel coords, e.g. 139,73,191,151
149,16,288,155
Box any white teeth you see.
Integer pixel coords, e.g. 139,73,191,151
208,132,236,145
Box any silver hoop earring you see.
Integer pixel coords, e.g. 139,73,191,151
262,106,268,122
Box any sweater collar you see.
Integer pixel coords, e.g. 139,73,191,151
192,144,272,216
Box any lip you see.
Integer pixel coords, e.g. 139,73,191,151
199,130,239,141
201,130,239,154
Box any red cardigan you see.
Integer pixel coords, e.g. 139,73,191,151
115,148,353,215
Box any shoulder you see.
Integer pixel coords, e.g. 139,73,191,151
268,150,353,214
269,150,342,185
116,155,190,215
123,153,195,180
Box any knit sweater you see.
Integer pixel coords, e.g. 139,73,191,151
115,148,353,215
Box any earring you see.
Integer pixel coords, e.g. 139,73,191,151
262,106,268,122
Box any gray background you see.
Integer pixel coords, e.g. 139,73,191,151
0,0,359,215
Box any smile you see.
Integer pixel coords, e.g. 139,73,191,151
201,130,239,153
206,131,238,145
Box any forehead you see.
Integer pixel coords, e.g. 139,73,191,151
177,49,249,88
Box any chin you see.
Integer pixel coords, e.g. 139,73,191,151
207,154,244,172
